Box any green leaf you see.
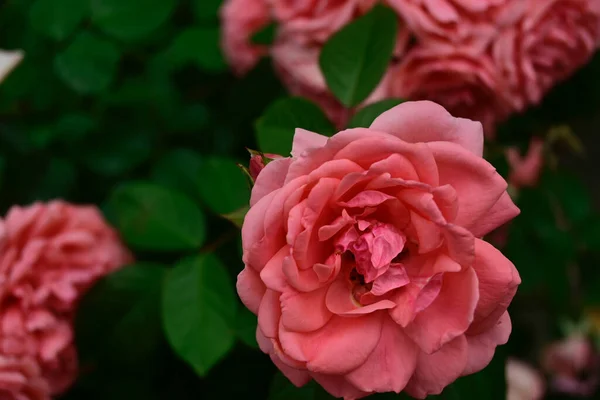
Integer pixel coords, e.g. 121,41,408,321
319,5,398,107
106,182,206,251
193,0,222,22
198,157,250,214
75,264,166,369
167,27,226,72
252,23,277,45
91,0,176,40
28,158,77,201
256,97,335,155
545,171,592,225
235,307,258,349
162,254,237,376
151,149,204,202
347,99,405,128
54,32,120,94
29,0,88,41
221,206,249,229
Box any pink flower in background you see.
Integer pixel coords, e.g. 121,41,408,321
506,359,545,400
273,0,378,44
506,138,545,189
0,50,24,84
494,0,600,111
388,42,512,137
542,334,600,396
0,201,132,399
220,0,271,75
387,0,523,49
238,101,520,399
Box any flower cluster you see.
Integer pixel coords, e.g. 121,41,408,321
0,201,131,400
221,0,600,135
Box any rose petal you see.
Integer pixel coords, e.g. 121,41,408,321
280,285,332,332
250,157,293,207
311,373,368,399
292,128,329,158
346,316,418,393
370,100,484,157
237,267,267,314
463,312,512,376
258,289,281,338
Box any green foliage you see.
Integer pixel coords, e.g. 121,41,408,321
256,97,335,155
162,254,237,376
29,0,88,41
319,5,398,107
106,182,207,251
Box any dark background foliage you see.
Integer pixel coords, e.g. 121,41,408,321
2,0,600,399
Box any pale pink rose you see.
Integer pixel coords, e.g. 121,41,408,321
506,137,545,189
273,0,378,44
493,0,600,111
0,201,132,399
272,39,401,128
506,359,545,400
389,42,513,137
220,0,272,75
542,334,600,396
387,0,523,50
239,101,521,399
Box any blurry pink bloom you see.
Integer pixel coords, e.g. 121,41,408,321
543,334,600,397
220,0,271,75
494,0,600,111
0,50,24,84
389,41,513,137
506,359,545,400
0,355,48,400
0,201,132,399
506,138,545,188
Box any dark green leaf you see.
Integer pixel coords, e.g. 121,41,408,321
256,97,335,155
28,158,77,201
198,157,250,214
151,149,204,202
235,307,258,349
167,27,226,72
29,0,88,41
91,0,176,40
193,0,222,21
106,182,206,251
347,99,405,128
252,23,277,45
54,32,120,93
162,254,237,376
76,263,166,369
319,5,398,107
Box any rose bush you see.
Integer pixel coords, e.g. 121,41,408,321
0,201,132,399
238,101,521,398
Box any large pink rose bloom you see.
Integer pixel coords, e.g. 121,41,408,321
220,0,271,75
239,101,521,398
494,0,600,110
0,201,132,400
389,42,512,137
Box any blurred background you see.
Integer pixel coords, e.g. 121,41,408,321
2,0,600,399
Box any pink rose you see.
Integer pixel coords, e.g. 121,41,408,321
389,42,512,137
0,355,48,400
239,101,520,398
0,201,132,399
506,359,545,400
220,0,271,75
506,137,544,189
273,0,377,44
542,334,600,396
494,0,600,110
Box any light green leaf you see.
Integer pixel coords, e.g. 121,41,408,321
54,32,120,93
256,97,335,155
91,0,176,40
319,5,398,107
347,99,405,128
106,182,206,251
75,264,166,368
162,254,237,376
29,0,88,41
